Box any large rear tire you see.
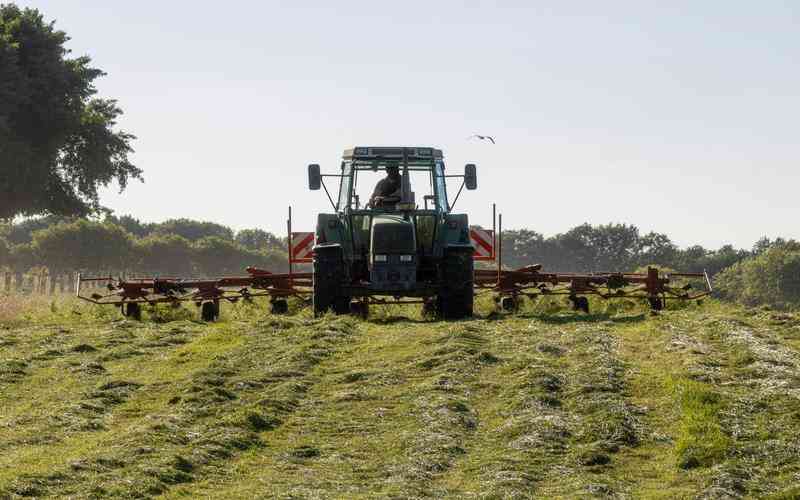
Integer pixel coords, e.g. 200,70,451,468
437,246,474,320
313,244,350,317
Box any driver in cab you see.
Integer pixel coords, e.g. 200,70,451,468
368,165,401,208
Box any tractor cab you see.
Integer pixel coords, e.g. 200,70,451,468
308,147,478,316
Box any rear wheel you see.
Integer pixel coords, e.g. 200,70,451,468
313,244,351,317
437,246,474,320
201,301,219,322
270,299,289,315
501,296,521,312
569,295,590,313
350,301,369,319
123,302,142,321
648,296,664,311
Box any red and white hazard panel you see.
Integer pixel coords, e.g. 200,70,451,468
290,232,314,263
470,227,495,261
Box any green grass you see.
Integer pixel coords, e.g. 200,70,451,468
669,378,730,469
1,295,800,497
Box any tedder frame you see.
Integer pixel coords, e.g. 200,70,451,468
77,211,712,322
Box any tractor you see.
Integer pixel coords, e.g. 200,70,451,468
307,146,478,318
76,146,712,321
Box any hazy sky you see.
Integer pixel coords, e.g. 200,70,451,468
22,1,800,248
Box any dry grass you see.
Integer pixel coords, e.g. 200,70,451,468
0,292,121,326
0,293,48,324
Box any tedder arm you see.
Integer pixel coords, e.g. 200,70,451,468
474,265,712,313
76,207,314,321
77,264,711,320
470,207,712,313
77,267,312,320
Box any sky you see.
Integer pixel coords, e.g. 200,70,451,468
20,0,800,248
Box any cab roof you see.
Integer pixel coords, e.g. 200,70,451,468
342,147,444,162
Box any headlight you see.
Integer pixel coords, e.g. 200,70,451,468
400,255,413,262
374,254,388,263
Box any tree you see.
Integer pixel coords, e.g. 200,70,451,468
104,213,153,238
2,215,72,244
0,4,140,219
553,224,598,272
134,234,194,276
0,236,9,268
700,245,751,277
192,237,255,276
716,241,800,309
8,242,34,272
636,231,678,268
152,219,234,241
674,245,708,273
235,228,285,252
500,229,548,269
31,220,133,273
584,223,640,271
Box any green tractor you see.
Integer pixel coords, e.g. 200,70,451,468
308,146,478,319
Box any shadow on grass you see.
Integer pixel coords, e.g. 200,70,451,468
521,312,649,324
367,315,434,325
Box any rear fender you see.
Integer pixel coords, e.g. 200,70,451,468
316,214,350,255
439,214,470,253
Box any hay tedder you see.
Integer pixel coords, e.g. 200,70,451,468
77,146,712,321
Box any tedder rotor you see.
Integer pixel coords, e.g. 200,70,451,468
77,146,712,321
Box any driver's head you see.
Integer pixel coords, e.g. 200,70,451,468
386,165,400,178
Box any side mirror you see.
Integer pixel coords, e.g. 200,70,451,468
308,164,321,190
464,164,477,190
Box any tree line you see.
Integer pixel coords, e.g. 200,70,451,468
715,240,800,310
0,216,290,286
498,223,782,277
4,215,799,309
1,216,784,280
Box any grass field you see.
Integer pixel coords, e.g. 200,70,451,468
1,295,800,498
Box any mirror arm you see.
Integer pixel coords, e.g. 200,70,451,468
449,179,466,212
320,179,337,211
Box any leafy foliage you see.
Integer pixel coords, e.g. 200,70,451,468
135,234,194,276
193,236,255,276
1,215,72,244
501,224,758,275
0,236,8,267
103,214,153,238
235,228,285,252
715,241,800,309
0,214,289,276
31,220,133,272
0,4,140,219
151,219,234,241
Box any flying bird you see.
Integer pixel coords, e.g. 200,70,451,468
467,134,495,144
